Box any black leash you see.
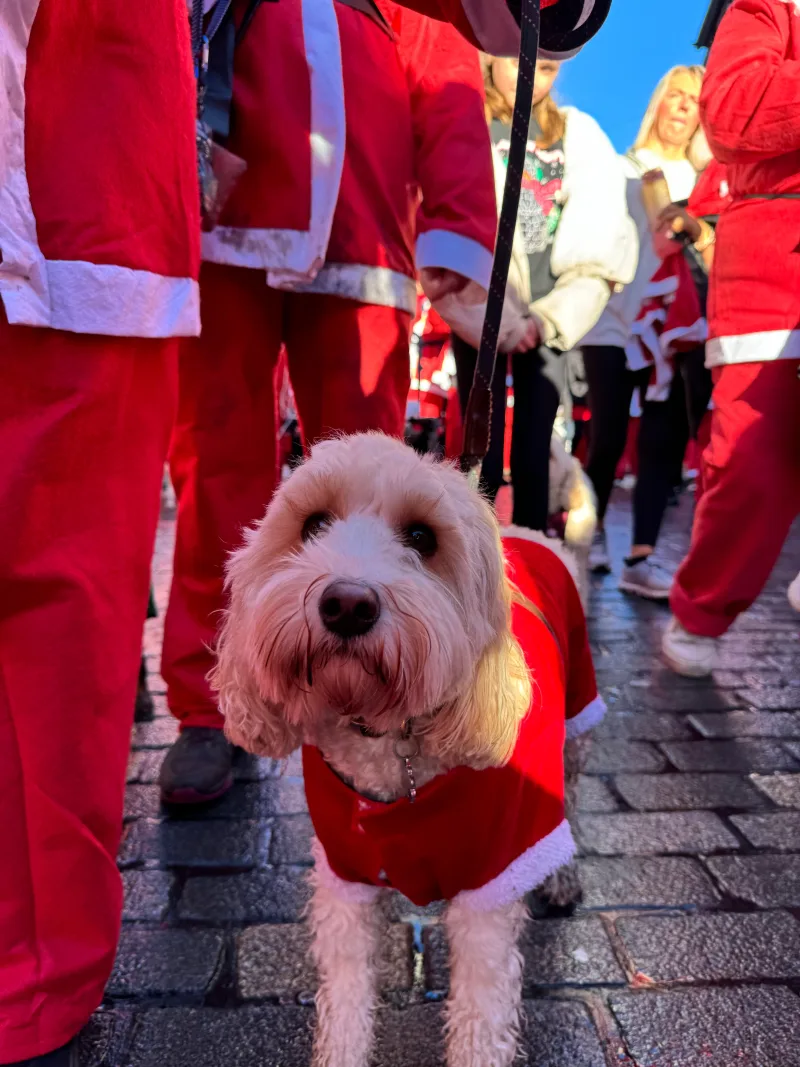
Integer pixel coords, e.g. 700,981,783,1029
459,0,541,483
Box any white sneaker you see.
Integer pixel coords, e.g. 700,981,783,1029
589,529,611,574
662,617,718,677
619,557,673,600
789,572,800,612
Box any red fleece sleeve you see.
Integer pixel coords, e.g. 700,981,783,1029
701,0,800,163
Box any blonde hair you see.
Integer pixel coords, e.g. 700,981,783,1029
482,54,566,149
633,65,705,158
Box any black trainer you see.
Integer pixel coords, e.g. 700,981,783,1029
159,726,234,805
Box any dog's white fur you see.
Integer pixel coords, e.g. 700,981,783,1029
549,433,597,609
212,433,587,1067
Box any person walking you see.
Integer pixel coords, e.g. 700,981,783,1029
662,0,800,675
581,65,713,598
445,54,636,530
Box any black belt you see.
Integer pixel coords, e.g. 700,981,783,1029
738,193,800,200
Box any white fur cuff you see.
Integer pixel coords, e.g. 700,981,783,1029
452,819,577,913
565,695,606,740
311,837,381,905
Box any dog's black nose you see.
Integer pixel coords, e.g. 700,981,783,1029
319,581,381,638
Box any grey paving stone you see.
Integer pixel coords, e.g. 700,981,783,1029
79,1010,134,1067
122,870,173,922
118,818,270,870
750,772,800,808
616,911,800,982
610,985,800,1067
579,857,719,910
270,813,315,865
739,687,800,710
730,811,800,850
594,712,694,742
127,1006,313,1067
424,917,624,992
232,753,278,782
520,1000,607,1067
584,741,668,775
131,717,179,749
609,689,745,713
613,773,766,812
236,923,412,998
786,741,800,761
177,868,312,923
126,751,145,784
576,811,740,856
108,928,224,997
135,750,166,784
689,710,800,738
660,739,799,773
577,776,621,813
124,785,163,821
706,854,800,907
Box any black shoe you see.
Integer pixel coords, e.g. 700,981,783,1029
134,655,155,723
7,1039,77,1066
159,726,234,805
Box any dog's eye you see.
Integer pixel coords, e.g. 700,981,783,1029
403,523,437,557
301,512,332,542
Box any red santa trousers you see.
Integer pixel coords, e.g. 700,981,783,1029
0,311,177,1060
163,263,411,728
671,360,800,638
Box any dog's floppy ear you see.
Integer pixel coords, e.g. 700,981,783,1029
208,546,301,760
425,626,531,769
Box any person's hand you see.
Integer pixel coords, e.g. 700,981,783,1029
655,204,702,243
512,317,540,353
419,267,470,302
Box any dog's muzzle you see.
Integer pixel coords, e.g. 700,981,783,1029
319,580,381,639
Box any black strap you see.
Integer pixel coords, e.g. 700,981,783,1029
335,0,393,36
459,0,541,476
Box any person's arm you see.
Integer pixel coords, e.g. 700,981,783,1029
701,0,800,162
400,13,497,302
533,111,638,351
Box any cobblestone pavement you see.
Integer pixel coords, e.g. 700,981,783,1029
84,490,800,1066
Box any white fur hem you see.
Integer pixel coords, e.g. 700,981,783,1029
453,819,576,912
501,525,579,584
565,694,606,739
311,837,381,905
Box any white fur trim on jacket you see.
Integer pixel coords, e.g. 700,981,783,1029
565,694,606,739
0,1,201,337
202,0,346,285
705,329,800,367
416,230,493,290
311,837,381,905
287,263,417,313
454,819,577,912
439,108,637,354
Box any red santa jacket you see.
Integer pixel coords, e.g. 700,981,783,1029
688,159,731,222
201,0,498,314
0,0,200,337
701,0,800,365
304,532,605,910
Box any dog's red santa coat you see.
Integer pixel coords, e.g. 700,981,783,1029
304,532,605,911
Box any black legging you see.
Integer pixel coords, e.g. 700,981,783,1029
452,336,566,531
582,344,711,548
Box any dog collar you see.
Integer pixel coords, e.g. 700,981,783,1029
348,718,419,803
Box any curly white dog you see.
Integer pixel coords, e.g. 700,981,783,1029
212,433,603,1067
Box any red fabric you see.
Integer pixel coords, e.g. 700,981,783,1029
304,536,598,906
223,0,496,279
700,0,800,341
163,264,411,727
671,360,800,638
397,0,557,48
25,0,199,280
688,159,731,219
627,252,705,401
0,311,177,1060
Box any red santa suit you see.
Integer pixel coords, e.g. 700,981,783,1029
163,0,500,731
670,0,800,638
305,533,604,909
0,0,199,1059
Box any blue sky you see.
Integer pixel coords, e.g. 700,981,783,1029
556,0,708,151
